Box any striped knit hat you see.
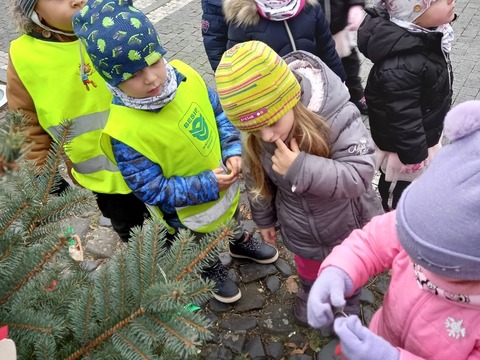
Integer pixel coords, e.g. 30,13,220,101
215,41,301,132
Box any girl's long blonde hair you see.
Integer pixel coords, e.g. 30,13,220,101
244,101,330,200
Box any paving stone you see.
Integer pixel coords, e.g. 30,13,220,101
84,227,119,259
209,299,232,313
98,215,112,227
362,305,376,327
59,217,91,242
288,332,308,348
291,355,314,360
79,260,101,272
219,252,233,266
359,287,376,305
258,304,295,334
220,330,247,354
200,345,233,360
273,258,293,277
244,335,265,359
266,342,284,360
238,263,278,283
316,339,341,360
265,275,281,293
218,317,257,331
371,274,391,295
233,283,266,312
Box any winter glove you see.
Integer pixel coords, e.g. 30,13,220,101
307,266,354,328
400,161,425,175
347,5,365,31
334,316,400,360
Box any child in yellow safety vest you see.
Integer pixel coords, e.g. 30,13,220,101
73,0,279,303
7,0,147,242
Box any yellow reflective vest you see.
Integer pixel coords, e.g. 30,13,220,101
100,60,239,233
9,35,131,194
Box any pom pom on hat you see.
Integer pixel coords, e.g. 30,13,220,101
444,100,480,142
215,41,301,132
73,0,166,87
382,0,438,23
396,100,480,280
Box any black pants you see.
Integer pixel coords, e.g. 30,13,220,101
95,192,148,242
377,171,411,212
342,48,364,103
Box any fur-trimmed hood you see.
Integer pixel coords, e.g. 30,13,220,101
223,0,318,27
10,0,36,34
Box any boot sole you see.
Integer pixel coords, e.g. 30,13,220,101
212,289,242,303
229,250,279,264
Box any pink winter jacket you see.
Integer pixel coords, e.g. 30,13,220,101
321,211,480,360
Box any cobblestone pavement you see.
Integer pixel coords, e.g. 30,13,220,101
1,0,480,358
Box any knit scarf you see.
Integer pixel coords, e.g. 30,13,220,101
413,263,480,305
107,59,178,111
255,0,306,21
390,17,455,53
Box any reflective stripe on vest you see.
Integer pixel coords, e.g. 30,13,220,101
179,178,239,231
100,60,239,232
9,35,131,194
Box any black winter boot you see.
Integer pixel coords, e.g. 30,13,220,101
293,277,314,327
202,260,241,304
229,231,278,264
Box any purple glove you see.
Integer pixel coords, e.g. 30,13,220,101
347,5,365,30
334,316,400,360
307,266,354,328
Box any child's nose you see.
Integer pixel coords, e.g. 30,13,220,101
144,68,157,84
73,0,86,8
260,128,273,142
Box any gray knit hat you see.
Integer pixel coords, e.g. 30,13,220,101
396,100,480,280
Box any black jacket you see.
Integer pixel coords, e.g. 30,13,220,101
358,7,453,164
201,0,346,81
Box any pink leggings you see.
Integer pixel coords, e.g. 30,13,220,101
294,254,322,281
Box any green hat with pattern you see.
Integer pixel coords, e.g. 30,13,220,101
73,0,167,87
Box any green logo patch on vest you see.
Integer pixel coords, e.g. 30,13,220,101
180,103,216,157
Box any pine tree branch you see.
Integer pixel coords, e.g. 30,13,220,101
0,234,68,306
171,313,210,333
147,314,195,350
175,226,232,281
41,124,71,205
0,201,29,239
64,307,145,360
113,333,150,360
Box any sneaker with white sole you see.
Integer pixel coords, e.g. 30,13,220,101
229,231,279,264
202,261,241,303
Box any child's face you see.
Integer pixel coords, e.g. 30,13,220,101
35,0,86,32
414,0,455,28
254,109,295,143
118,59,167,99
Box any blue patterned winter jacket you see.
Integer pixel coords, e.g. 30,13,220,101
111,68,242,219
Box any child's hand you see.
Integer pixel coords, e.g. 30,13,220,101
213,168,237,191
334,316,399,360
347,5,365,31
226,156,242,176
272,138,300,176
307,267,352,328
400,161,425,175
259,226,277,244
